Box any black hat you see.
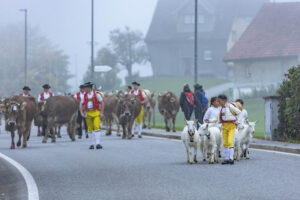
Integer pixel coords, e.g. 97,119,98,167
79,84,85,89
23,86,31,91
84,82,94,88
218,94,227,100
42,84,51,89
132,81,140,86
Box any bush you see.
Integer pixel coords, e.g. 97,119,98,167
277,66,300,140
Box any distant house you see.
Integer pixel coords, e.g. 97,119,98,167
224,2,300,97
146,0,266,78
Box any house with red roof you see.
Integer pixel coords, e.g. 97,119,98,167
224,2,300,94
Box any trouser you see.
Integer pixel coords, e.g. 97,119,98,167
222,123,236,160
183,106,194,120
77,111,84,136
132,106,144,136
86,109,101,145
194,107,203,126
42,124,53,136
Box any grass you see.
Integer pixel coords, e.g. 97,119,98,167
151,97,266,139
119,76,228,96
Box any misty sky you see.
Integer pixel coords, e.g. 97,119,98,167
1,0,299,90
0,0,158,89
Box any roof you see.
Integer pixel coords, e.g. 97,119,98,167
146,0,266,42
224,2,300,61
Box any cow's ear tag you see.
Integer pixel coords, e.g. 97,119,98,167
13,105,17,111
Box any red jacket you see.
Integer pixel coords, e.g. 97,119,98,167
83,91,100,110
131,90,144,102
76,92,84,102
40,92,53,101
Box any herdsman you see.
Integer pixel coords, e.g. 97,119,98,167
75,84,88,139
80,82,104,149
38,84,53,102
19,86,31,97
218,94,242,165
131,81,148,138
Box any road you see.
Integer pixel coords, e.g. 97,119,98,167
0,127,300,200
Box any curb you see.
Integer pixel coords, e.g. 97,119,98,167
103,127,300,155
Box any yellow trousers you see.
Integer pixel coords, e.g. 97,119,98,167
86,109,100,132
222,123,235,148
136,106,144,124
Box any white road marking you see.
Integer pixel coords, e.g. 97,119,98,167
144,135,300,157
0,153,39,200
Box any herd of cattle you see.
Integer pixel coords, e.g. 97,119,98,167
0,90,180,149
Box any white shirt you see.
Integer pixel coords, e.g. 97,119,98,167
74,92,85,105
38,92,53,102
132,89,146,98
20,93,30,97
203,106,220,122
221,103,241,121
240,109,248,124
86,91,102,109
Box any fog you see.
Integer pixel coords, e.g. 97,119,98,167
0,0,299,95
0,0,157,90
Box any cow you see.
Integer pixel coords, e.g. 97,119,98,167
116,94,141,139
158,91,179,132
3,96,37,149
37,96,78,143
142,90,156,129
102,92,120,136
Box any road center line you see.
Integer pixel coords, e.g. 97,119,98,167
0,153,39,200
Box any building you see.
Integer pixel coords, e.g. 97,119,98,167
224,2,300,97
146,0,266,78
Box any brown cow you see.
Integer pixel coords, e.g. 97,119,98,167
38,96,78,143
4,96,37,149
143,92,156,129
116,94,141,139
158,91,179,132
102,92,120,136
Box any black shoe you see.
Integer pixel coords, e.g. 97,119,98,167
229,159,234,165
138,135,142,138
219,151,221,158
96,144,103,149
132,134,135,137
89,145,94,149
222,160,230,165
86,134,88,139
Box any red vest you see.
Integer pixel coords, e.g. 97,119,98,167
131,90,144,102
76,92,83,102
40,92,53,101
83,91,100,110
219,106,235,124
19,93,31,97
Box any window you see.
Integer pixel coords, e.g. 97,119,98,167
184,15,193,24
198,15,205,24
203,50,212,61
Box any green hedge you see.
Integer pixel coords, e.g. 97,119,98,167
277,66,300,140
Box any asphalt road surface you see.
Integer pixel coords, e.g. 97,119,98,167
0,127,300,200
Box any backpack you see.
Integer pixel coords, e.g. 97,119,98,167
184,92,194,106
201,92,208,108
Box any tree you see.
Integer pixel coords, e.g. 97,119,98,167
0,24,72,96
109,27,149,84
277,66,300,140
83,47,121,91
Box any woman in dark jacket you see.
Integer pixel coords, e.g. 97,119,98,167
179,84,194,120
194,83,204,124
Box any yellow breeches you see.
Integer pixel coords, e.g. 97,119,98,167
222,123,236,148
86,109,100,132
136,106,144,124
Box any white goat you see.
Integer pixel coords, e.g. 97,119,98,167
198,123,222,164
181,120,199,164
234,121,257,161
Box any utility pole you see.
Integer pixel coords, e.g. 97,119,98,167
20,9,27,86
194,0,198,84
91,0,94,79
